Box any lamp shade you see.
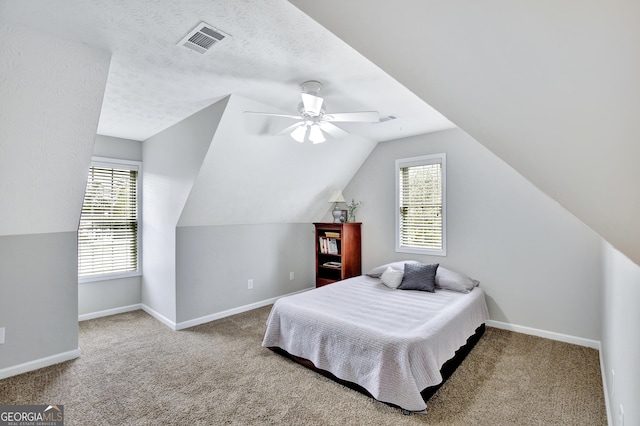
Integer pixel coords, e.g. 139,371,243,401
328,190,346,203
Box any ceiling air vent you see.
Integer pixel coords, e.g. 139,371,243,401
178,22,229,54
379,114,398,123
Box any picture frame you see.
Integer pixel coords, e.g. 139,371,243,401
339,210,348,222
327,238,339,254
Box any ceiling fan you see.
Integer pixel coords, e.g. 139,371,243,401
246,80,379,144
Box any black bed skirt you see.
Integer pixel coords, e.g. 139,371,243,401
268,323,486,409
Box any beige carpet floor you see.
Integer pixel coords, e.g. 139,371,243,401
0,306,606,425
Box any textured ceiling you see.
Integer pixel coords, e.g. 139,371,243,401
0,0,454,142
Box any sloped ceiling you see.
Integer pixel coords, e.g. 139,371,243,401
178,94,378,226
0,20,110,236
290,0,640,266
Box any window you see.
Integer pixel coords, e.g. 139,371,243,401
78,158,141,281
395,153,446,256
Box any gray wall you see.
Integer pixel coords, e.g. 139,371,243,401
344,129,603,340
78,277,141,317
93,135,142,160
79,135,143,317
0,20,109,374
0,233,79,370
176,223,314,324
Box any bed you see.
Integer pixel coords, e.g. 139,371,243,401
262,262,490,412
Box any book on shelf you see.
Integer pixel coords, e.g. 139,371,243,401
319,237,339,254
322,261,342,268
325,231,340,238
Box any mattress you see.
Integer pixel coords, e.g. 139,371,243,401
262,274,490,411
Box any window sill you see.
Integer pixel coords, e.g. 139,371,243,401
396,246,447,257
79,271,142,284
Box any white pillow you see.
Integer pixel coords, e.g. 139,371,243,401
435,267,479,293
366,260,419,278
380,267,404,289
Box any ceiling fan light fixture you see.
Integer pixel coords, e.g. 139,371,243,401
309,124,326,144
245,79,379,144
291,124,307,143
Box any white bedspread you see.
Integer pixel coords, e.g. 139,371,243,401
262,275,490,411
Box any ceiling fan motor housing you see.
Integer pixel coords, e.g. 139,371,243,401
300,80,323,96
298,101,325,119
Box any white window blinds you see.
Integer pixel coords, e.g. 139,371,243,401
396,154,446,255
78,162,139,278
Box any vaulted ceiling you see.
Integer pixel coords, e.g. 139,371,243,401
0,0,459,231
2,0,638,266
0,0,453,143
290,0,640,267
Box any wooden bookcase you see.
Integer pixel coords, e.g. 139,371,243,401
314,222,362,287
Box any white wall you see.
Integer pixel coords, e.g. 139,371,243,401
344,129,602,341
601,242,640,426
0,20,109,376
141,98,228,323
78,135,143,318
0,20,110,235
177,94,377,226
290,0,640,268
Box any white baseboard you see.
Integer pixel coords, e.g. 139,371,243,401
74,298,602,350
486,320,600,349
0,349,81,380
77,287,315,332
140,304,178,330
78,304,142,321
599,351,613,426
174,287,314,331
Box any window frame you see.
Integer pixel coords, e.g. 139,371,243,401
395,153,447,256
78,156,142,284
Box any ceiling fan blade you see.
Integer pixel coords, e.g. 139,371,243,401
318,121,349,138
275,121,305,136
245,111,301,119
301,93,324,116
324,111,379,122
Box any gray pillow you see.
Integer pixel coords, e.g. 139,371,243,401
435,267,480,293
398,263,439,292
